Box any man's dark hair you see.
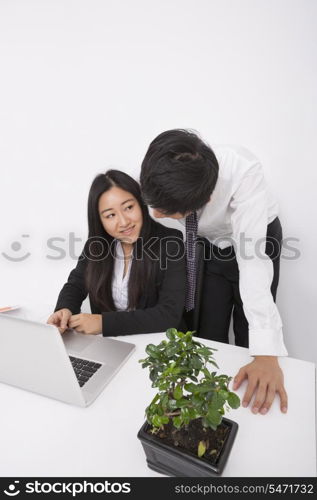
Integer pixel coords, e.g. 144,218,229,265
140,129,219,215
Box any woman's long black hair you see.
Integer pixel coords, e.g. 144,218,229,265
85,170,156,312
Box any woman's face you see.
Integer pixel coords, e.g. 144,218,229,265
98,186,143,244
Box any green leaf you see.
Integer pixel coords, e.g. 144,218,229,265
145,344,160,358
160,415,169,425
173,385,183,400
177,398,190,408
152,415,163,427
166,345,178,357
150,393,160,405
198,440,207,458
202,367,212,379
164,361,176,374
207,347,218,354
142,362,150,368
187,407,198,420
192,340,203,347
228,392,240,409
150,368,159,382
197,347,213,358
192,393,204,410
158,381,169,391
167,399,178,410
161,393,169,410
166,328,177,340
210,392,226,410
184,383,198,393
207,409,222,427
191,355,203,369
176,331,185,338
157,341,168,350
180,407,190,425
192,383,216,394
218,389,229,400
201,417,209,428
185,330,193,337
157,405,164,416
216,374,231,381
173,416,183,429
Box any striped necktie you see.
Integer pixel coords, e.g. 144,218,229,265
185,211,198,312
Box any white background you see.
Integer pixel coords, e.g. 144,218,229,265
0,0,316,364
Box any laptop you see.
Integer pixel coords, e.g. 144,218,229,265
0,314,135,407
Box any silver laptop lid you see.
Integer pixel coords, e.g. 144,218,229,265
0,315,85,406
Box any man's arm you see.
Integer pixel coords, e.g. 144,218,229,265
230,160,288,414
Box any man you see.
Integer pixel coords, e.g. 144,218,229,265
140,129,288,416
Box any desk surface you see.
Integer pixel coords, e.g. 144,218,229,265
0,324,316,477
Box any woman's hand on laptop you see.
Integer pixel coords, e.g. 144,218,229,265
47,308,72,333
68,313,102,335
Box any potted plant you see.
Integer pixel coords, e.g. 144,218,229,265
137,328,240,477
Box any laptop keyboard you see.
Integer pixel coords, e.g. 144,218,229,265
69,356,102,387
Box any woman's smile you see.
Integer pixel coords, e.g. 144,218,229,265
120,225,135,236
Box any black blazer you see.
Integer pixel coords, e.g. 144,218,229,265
55,221,185,337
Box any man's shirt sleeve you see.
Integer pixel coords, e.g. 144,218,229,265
230,161,288,356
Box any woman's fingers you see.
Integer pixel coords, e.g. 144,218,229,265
46,314,55,325
47,310,84,334
60,309,71,330
47,309,72,333
68,314,81,329
47,311,61,325
69,316,84,333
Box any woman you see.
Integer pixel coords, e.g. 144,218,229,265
47,170,185,336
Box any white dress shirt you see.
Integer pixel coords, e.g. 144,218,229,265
180,145,288,357
112,241,132,311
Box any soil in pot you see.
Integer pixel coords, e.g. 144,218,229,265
146,417,230,466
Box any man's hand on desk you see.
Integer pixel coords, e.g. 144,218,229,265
233,356,288,415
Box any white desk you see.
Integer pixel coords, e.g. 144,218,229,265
0,324,316,477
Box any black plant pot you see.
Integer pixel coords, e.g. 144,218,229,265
137,418,238,477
